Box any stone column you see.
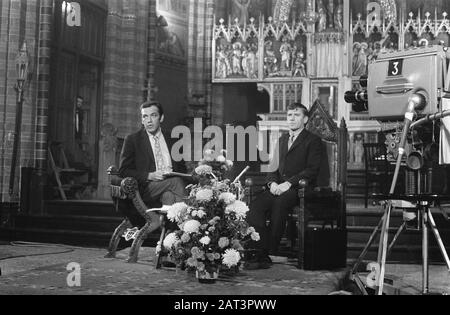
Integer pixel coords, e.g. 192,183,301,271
32,0,53,214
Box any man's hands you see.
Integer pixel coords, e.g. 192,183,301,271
269,182,292,196
148,171,165,182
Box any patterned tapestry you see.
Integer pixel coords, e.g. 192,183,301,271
103,0,150,138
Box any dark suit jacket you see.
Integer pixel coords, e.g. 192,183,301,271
266,129,323,188
119,128,187,186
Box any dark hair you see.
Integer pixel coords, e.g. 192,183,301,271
140,101,164,117
287,103,309,117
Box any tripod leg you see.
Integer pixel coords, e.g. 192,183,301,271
388,222,406,256
422,208,429,294
351,213,385,275
377,203,389,264
378,202,393,296
427,209,450,271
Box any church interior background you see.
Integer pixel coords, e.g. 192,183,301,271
1,0,450,208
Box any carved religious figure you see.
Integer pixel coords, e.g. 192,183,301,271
231,0,250,24
264,41,278,76
334,3,343,31
243,42,258,79
352,42,368,76
292,51,307,77
216,44,232,79
232,42,243,75
317,0,327,32
279,37,292,71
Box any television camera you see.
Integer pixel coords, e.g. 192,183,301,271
346,45,450,176
345,45,450,295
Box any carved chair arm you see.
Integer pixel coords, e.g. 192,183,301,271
120,177,154,221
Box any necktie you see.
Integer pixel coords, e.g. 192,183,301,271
288,133,295,150
153,135,166,172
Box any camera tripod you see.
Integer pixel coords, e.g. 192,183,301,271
351,181,450,295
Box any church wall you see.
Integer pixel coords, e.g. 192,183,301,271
0,0,40,202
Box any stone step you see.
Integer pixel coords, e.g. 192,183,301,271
44,200,119,217
0,226,159,248
347,243,448,264
14,214,124,233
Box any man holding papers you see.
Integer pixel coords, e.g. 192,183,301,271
119,101,188,227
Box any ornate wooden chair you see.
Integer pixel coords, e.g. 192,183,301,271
363,143,392,208
295,101,348,270
105,166,169,267
245,101,348,270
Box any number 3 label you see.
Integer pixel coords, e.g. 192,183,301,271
388,59,403,77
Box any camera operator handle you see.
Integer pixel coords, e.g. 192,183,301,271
376,83,414,95
389,92,428,194
389,117,412,194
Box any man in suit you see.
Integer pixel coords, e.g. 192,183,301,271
119,101,187,228
246,103,323,269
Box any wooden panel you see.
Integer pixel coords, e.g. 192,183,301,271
55,0,106,59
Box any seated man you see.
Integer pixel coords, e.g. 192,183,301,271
246,103,323,269
119,101,187,228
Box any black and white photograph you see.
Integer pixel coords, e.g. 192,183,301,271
1,0,450,301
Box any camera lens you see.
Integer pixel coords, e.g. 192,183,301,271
344,90,368,103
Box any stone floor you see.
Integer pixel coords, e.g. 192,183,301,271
0,243,448,295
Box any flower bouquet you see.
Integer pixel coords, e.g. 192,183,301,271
160,150,259,283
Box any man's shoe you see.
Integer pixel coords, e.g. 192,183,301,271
244,255,273,270
243,261,260,270
161,261,177,268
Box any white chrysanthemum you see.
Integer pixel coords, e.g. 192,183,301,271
199,236,211,246
208,216,221,226
218,237,230,249
203,149,215,162
196,189,214,202
196,210,206,219
186,257,198,267
251,232,260,242
183,220,201,234
167,202,189,223
204,149,214,156
216,155,226,163
195,165,213,176
222,249,241,268
246,227,256,236
226,160,234,168
181,233,191,243
163,233,179,249
225,200,250,219
219,192,236,205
